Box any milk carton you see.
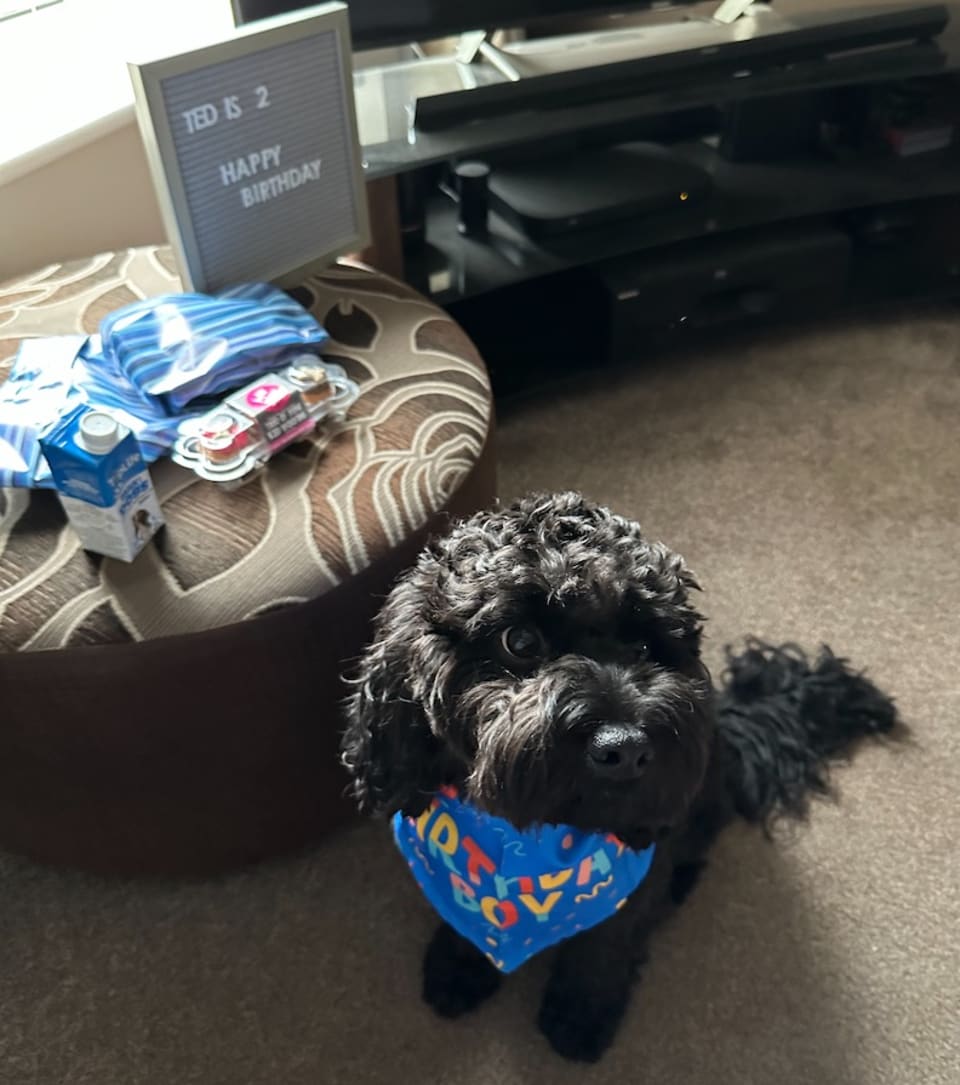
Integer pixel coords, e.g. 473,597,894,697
40,406,164,561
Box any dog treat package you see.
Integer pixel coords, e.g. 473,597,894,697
99,282,330,411
171,357,359,486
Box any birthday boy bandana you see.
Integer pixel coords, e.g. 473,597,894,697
393,788,656,972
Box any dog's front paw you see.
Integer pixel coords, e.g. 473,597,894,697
422,923,502,1019
537,982,628,1063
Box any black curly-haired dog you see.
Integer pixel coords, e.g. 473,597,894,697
341,492,896,1062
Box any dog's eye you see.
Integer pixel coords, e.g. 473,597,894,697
500,625,546,664
633,640,651,661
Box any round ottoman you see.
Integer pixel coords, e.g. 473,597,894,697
0,247,495,876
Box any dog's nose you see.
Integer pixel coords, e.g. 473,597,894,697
585,723,653,781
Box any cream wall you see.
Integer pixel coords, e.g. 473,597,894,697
0,118,164,283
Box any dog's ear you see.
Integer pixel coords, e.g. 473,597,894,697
340,598,446,818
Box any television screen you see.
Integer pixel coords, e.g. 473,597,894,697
233,1,697,51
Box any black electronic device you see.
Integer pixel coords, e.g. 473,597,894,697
594,223,852,357
455,162,493,236
487,142,711,239
231,0,700,51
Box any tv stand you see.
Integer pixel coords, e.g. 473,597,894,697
351,3,958,382
354,5,949,174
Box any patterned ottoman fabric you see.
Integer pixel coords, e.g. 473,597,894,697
0,248,492,652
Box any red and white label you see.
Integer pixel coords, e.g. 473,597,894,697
244,383,287,411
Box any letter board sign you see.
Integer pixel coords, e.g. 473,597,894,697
129,2,369,293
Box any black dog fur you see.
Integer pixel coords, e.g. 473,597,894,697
340,492,897,1062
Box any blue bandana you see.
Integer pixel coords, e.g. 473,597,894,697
393,788,656,972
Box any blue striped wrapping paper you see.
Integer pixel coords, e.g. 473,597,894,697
74,336,197,463
100,282,329,411
0,336,198,489
0,337,83,488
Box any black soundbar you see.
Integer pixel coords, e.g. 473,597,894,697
414,5,949,132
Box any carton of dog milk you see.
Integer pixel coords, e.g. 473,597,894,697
40,406,164,561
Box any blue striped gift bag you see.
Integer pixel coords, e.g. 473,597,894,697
100,282,329,411
74,335,200,464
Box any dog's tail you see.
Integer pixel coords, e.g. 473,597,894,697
715,640,898,827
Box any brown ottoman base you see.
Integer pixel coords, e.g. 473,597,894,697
0,438,494,878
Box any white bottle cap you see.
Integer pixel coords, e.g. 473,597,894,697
78,411,120,454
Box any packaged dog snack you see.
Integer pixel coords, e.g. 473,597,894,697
171,355,359,486
224,374,314,446
39,405,164,561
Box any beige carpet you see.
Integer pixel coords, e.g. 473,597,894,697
2,306,959,1085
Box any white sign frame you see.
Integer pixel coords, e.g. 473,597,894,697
129,2,369,293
